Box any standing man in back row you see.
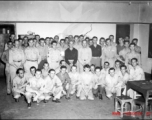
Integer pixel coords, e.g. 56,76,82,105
90,36,101,67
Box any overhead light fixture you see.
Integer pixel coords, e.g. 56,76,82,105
147,1,150,6
129,1,131,5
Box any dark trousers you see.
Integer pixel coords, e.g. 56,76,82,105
92,85,104,95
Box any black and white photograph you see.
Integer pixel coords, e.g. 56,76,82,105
0,0,152,119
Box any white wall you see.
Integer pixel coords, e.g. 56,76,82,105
16,23,116,40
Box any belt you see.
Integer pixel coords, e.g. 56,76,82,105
13,60,21,62
27,59,37,62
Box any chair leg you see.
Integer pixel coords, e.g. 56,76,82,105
121,102,124,118
115,99,118,112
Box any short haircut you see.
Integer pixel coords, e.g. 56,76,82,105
39,38,45,41
69,40,74,43
14,39,19,43
120,65,127,69
35,35,40,37
129,43,135,47
51,40,57,45
92,36,97,39
36,69,42,73
115,60,120,64
45,37,49,40
100,37,105,41
60,39,65,42
16,68,24,74
82,39,87,43
74,35,79,38
7,41,12,45
104,61,110,65
18,38,23,41
43,62,49,66
109,67,115,72
95,67,101,71
49,69,55,73
109,35,114,38
60,65,67,69
132,38,138,42
80,35,84,38
60,60,65,65
28,38,34,42
30,66,36,71
23,36,28,39
131,58,138,62
106,38,111,42
124,40,130,44
72,65,77,68
90,64,95,68
84,64,90,69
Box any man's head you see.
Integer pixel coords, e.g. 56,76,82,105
14,39,19,48
79,35,84,42
104,61,110,69
60,39,65,47
51,41,57,49
109,35,114,42
118,37,124,45
54,35,59,42
71,65,77,73
132,38,138,45
28,39,34,47
60,60,66,66
49,69,56,79
92,36,98,45
124,40,130,48
16,68,24,78
131,58,138,67
109,68,115,77
88,39,93,46
68,35,74,41
60,65,67,74
90,64,95,72
35,35,40,40
10,34,15,41
82,40,87,48
115,60,121,69
30,66,36,76
95,67,101,76
120,65,127,74
45,37,50,45
99,37,105,46
7,41,13,49
18,38,23,45
69,40,74,49
129,43,135,51
74,35,79,43
39,38,45,47
83,64,90,72
23,36,28,44
106,38,111,46
125,36,130,41
65,37,69,44
35,69,42,79
43,62,49,70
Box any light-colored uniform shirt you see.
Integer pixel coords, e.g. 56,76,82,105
135,46,141,54
118,48,130,62
24,47,41,63
129,65,145,81
24,72,34,81
101,68,109,77
68,72,80,85
42,69,49,79
9,47,25,67
37,46,48,60
80,72,94,87
1,49,10,71
58,45,67,58
119,72,130,88
93,73,106,88
78,47,92,65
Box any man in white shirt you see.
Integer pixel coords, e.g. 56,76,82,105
12,68,27,102
104,68,121,99
42,69,63,103
101,61,110,77
41,62,50,79
25,66,36,81
25,70,45,109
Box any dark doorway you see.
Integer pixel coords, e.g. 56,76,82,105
148,24,152,58
116,24,130,44
0,24,15,34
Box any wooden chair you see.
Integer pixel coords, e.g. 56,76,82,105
115,95,134,118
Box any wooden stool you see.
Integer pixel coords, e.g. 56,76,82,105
115,95,134,118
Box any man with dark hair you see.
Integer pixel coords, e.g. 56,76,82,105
88,39,93,46
101,61,110,76
104,68,121,99
93,67,105,100
56,60,68,74
9,39,25,83
74,35,81,50
90,36,101,67
38,38,48,69
47,40,62,70
35,35,40,47
4,34,15,50
1,41,13,94
23,36,28,48
79,64,94,100
125,43,141,67
109,35,117,46
65,40,78,72
24,39,41,74
58,39,67,59
102,38,117,67
25,66,36,81
41,62,50,79
132,38,141,54
117,37,125,54
42,69,63,103
25,69,45,109
57,65,72,99
90,64,96,74
12,68,27,102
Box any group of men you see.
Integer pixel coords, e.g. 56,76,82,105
1,34,145,109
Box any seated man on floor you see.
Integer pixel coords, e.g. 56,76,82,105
90,64,96,74
41,62,50,79
12,68,27,102
79,64,94,100
56,60,68,74
68,65,81,97
42,69,63,103
104,68,122,99
57,66,72,100
92,67,105,100
101,61,110,76
25,69,45,109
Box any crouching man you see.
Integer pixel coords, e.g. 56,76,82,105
57,66,72,100
79,64,94,100
12,68,27,102
68,65,81,97
42,69,63,103
104,68,122,99
25,69,45,109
